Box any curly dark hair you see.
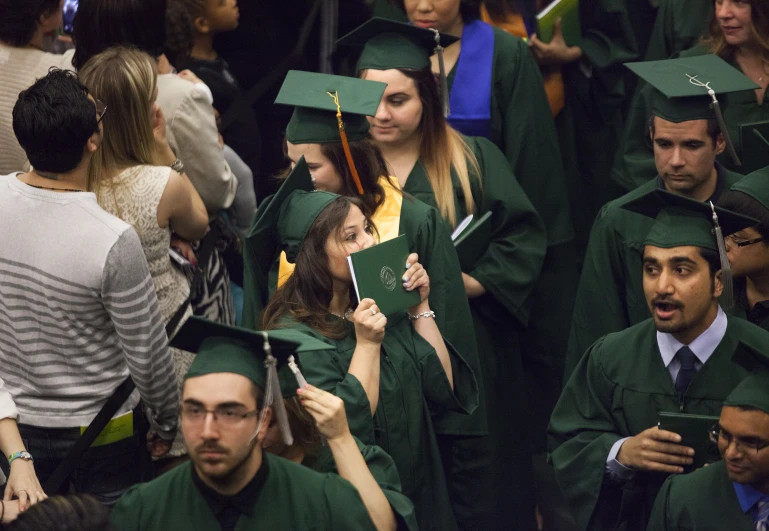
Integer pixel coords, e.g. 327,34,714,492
0,0,61,46
5,495,111,531
12,68,98,174
164,0,205,68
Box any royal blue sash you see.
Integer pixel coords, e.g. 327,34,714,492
447,20,495,139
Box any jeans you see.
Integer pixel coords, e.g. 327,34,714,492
2,408,152,506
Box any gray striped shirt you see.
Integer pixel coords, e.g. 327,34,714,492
0,174,178,438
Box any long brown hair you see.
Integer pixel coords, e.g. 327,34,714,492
398,66,481,226
281,136,395,216
703,0,769,65
262,196,375,338
78,46,159,194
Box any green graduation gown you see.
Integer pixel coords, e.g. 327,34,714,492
548,315,762,531
403,135,547,528
647,460,753,530
615,45,769,191
282,314,479,531
564,164,743,379
109,454,377,531
311,435,419,531
642,0,713,62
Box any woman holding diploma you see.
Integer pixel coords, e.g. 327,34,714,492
257,188,478,531
337,19,548,528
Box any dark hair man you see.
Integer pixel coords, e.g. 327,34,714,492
565,55,759,378
1,69,179,504
548,189,769,531
647,370,769,530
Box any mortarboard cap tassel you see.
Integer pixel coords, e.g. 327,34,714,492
431,28,450,117
710,201,734,310
258,332,294,446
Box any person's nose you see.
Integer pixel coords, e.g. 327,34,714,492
374,99,391,122
716,0,734,21
361,230,376,250
656,268,676,297
414,0,434,14
669,146,686,169
200,411,220,440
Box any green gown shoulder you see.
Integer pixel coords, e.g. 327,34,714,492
312,435,419,531
549,315,756,531
642,0,712,61
647,460,753,530
110,455,376,531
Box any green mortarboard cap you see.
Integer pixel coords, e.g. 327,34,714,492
278,190,339,263
723,371,769,416
627,55,758,166
337,17,459,72
621,189,758,308
242,158,315,329
172,316,332,445
276,70,387,145
730,165,769,212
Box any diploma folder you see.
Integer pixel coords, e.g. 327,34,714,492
739,121,769,173
347,234,421,316
453,211,492,272
657,411,721,471
537,0,581,46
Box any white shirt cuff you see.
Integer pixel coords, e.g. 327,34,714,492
605,437,636,481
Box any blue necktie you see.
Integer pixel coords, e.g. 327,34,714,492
755,499,769,531
674,346,698,395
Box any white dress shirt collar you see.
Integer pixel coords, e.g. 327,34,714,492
657,306,728,368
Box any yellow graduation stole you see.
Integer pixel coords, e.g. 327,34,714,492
277,176,403,288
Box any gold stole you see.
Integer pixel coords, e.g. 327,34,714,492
276,177,403,288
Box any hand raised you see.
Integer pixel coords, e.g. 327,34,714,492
298,384,350,441
351,299,386,346
616,427,695,474
403,253,430,306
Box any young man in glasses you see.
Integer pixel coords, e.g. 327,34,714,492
648,370,769,530
718,167,769,331
548,189,769,531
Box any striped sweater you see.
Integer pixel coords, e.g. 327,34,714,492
0,174,178,438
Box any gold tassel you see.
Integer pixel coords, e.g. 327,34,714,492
710,202,734,310
327,91,365,195
431,29,450,118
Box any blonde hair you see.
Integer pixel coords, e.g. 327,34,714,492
703,0,769,66
78,46,159,195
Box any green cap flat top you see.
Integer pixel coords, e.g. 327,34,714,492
172,316,331,397
731,161,769,211
278,190,340,263
276,70,387,144
723,371,769,416
337,17,459,72
627,55,759,123
620,189,758,251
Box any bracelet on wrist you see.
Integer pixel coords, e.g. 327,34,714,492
169,158,184,174
7,451,33,465
408,310,435,321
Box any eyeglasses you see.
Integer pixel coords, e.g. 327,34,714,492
180,404,259,427
94,98,107,124
709,423,769,454
726,234,765,248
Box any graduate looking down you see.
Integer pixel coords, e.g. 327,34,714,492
647,371,769,530
110,320,380,531
258,189,478,531
719,167,769,331
548,189,769,531
565,55,758,380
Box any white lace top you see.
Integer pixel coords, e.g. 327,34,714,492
98,165,190,325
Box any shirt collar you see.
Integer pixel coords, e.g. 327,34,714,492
191,453,269,518
657,306,728,368
734,480,769,514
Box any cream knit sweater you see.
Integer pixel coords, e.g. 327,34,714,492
0,44,73,174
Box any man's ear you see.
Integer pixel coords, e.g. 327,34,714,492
714,133,726,156
86,129,101,154
713,269,724,299
194,15,211,35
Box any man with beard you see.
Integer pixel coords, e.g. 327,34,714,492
110,321,377,531
548,189,769,531
565,56,758,378
647,369,769,530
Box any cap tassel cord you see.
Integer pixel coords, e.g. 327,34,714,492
430,29,450,117
256,332,294,446
687,74,742,166
327,91,365,195
710,201,734,310
287,355,308,389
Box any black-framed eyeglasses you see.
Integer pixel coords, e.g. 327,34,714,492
180,404,259,427
709,423,769,454
727,234,765,248
94,98,107,124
